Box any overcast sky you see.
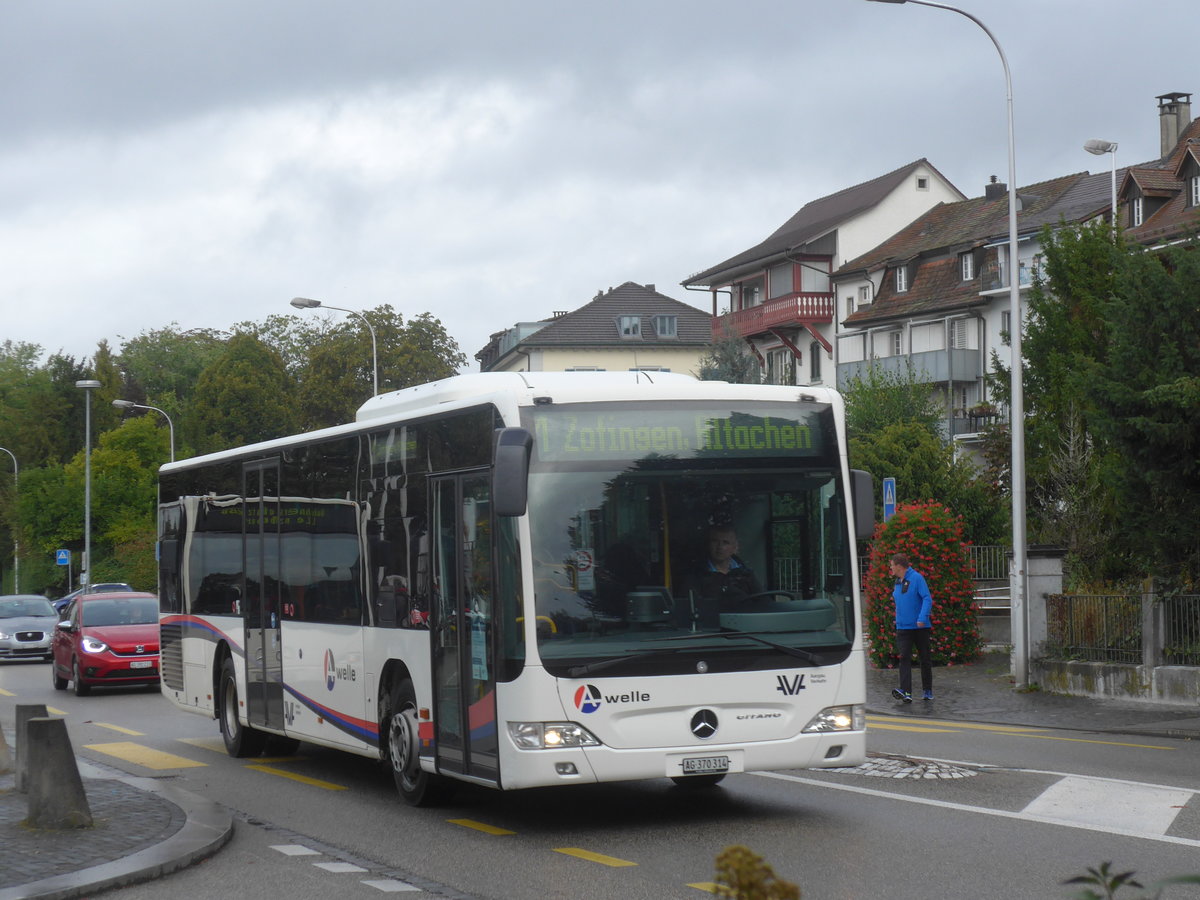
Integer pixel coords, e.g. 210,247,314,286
2,0,1195,372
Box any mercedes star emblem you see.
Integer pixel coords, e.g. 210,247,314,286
690,708,718,739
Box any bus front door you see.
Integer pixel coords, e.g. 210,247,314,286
243,459,285,732
430,473,499,785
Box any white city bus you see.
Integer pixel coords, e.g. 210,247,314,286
158,372,873,804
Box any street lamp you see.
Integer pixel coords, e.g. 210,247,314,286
0,446,17,592
290,296,379,397
113,399,176,462
866,0,1030,686
1084,139,1119,228
75,380,102,588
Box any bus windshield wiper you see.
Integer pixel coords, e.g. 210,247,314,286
703,631,823,665
565,647,693,678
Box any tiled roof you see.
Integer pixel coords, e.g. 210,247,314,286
682,159,958,286
842,257,988,326
1125,117,1200,245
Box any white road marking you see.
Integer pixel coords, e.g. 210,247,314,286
1022,776,1191,835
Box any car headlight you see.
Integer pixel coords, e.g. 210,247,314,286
507,721,602,749
81,636,110,654
0,631,11,640
802,704,865,733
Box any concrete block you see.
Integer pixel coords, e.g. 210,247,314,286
15,703,49,792
24,716,93,830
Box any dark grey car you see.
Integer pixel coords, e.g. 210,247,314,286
0,595,58,660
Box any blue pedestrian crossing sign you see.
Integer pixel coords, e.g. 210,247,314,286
882,477,897,522
56,548,71,566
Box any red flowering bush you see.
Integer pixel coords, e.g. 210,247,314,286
865,501,982,668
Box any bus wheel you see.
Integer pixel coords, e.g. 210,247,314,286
670,774,726,788
386,678,455,806
219,657,266,757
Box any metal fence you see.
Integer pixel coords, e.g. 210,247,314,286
969,545,1008,580
1045,593,1142,664
1163,594,1200,666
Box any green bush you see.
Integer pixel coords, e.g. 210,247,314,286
865,501,982,668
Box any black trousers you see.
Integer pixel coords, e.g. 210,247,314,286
896,627,933,694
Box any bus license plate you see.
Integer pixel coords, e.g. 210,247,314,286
681,755,730,775
130,660,154,669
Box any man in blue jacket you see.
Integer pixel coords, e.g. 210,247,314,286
889,553,934,702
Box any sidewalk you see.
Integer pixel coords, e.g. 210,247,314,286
2,652,1197,899
0,755,231,900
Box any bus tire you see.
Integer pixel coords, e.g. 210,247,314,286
219,657,266,758
385,678,455,806
670,774,726,788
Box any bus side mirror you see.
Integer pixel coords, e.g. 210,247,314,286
493,427,533,517
850,469,875,540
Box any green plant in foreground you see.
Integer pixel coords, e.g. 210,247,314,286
712,845,799,899
1063,862,1200,899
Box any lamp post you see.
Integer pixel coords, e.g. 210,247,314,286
113,399,175,462
290,297,379,397
75,380,102,588
0,446,17,592
866,0,1029,686
1084,139,1119,228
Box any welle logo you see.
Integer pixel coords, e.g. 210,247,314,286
775,674,807,696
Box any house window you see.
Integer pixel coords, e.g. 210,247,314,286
950,319,969,349
618,315,640,337
960,252,975,281
845,296,855,319
895,265,908,293
800,261,831,293
1190,174,1200,207
890,331,902,356
766,348,794,385
566,366,606,372
1000,310,1011,346
858,285,871,306
916,175,929,190
629,366,670,372
809,342,822,382
653,315,677,338
1132,197,1144,227
768,262,793,299
739,278,763,308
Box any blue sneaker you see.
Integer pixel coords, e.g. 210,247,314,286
922,690,934,701
892,688,912,703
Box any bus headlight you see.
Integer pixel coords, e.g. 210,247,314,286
802,704,864,733
507,722,602,749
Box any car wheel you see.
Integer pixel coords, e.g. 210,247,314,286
384,678,455,806
218,657,266,757
72,659,91,696
52,660,68,691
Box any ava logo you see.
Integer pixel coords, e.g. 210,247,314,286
775,673,807,696
324,650,337,691
574,684,603,714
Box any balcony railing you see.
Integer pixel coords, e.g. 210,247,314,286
715,292,834,340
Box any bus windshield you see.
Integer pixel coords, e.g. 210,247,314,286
523,400,856,677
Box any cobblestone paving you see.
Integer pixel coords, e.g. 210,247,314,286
827,752,979,780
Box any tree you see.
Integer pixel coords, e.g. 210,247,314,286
187,334,297,455
842,362,944,439
117,324,229,426
697,315,761,383
864,502,981,668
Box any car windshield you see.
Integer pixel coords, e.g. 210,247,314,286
522,400,856,677
80,597,159,627
0,598,56,618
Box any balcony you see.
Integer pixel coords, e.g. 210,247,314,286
836,348,982,389
714,292,834,340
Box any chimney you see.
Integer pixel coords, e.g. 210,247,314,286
1157,92,1192,157
984,175,1006,200
644,284,655,292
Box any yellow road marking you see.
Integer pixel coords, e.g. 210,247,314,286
1015,734,1174,751
866,715,1172,749
867,715,1044,733
46,706,68,716
178,736,230,753
244,764,346,790
448,818,515,835
869,722,959,733
85,741,206,769
553,848,637,867
689,883,722,893
95,722,143,736
0,688,14,697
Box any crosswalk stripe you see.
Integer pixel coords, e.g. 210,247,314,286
84,741,206,769
95,722,143,736
1022,775,1193,834
244,764,347,790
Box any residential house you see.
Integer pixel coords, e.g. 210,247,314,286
1122,92,1200,246
475,282,712,374
681,160,964,386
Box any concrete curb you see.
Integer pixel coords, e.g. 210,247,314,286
0,765,233,900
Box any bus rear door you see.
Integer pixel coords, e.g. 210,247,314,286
243,459,285,733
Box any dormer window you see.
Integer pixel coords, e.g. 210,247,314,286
653,315,677,338
960,252,975,281
1190,174,1200,207
1132,197,1144,227
895,265,909,293
618,315,641,338
858,285,871,306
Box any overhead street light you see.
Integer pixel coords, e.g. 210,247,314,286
290,296,379,397
113,399,176,462
0,446,18,592
1084,139,1119,229
75,379,102,588
866,0,1030,686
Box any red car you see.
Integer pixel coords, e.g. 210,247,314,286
51,591,161,696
